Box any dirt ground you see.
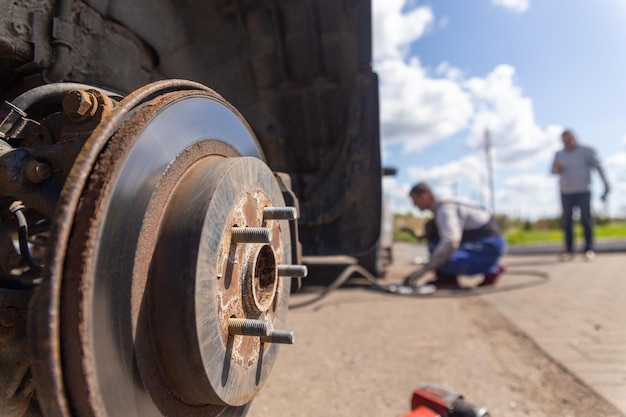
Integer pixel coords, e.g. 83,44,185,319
247,269,621,416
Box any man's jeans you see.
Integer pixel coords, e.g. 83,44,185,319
561,191,593,253
434,236,506,276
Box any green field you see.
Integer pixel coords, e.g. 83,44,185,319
504,222,626,245
393,220,626,245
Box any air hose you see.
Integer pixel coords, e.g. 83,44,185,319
290,261,549,309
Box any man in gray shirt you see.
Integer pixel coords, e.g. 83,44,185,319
403,183,506,288
551,129,610,261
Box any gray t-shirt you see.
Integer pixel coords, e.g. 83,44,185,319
552,145,608,194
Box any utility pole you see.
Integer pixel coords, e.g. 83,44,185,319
484,129,495,214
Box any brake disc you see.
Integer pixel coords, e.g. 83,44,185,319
31,82,298,417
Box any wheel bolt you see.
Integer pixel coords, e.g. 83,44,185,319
231,227,272,243
228,318,270,337
263,206,297,221
23,159,52,183
277,264,308,278
63,90,98,122
261,330,295,344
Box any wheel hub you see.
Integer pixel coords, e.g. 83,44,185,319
148,156,290,407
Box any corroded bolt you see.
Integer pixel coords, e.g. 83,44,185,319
261,330,295,344
277,265,308,278
228,318,271,337
23,159,52,183
0,306,20,328
62,90,98,122
231,227,272,243
263,206,297,221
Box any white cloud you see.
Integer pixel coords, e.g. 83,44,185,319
372,0,557,166
373,1,473,152
435,61,463,81
406,155,485,184
384,156,489,214
498,174,559,219
373,2,470,152
464,65,562,166
491,0,529,13
379,61,560,165
606,152,626,192
382,176,414,214
377,57,474,152
385,158,564,219
406,155,490,204
372,1,434,61
572,152,626,218
607,152,626,167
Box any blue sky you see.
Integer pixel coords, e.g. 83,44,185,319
375,0,626,219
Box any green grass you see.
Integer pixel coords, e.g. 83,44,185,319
393,229,420,243
505,222,626,245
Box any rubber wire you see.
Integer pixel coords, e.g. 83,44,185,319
289,263,550,308
9,201,42,274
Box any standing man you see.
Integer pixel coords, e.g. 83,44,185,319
551,129,610,261
403,183,506,289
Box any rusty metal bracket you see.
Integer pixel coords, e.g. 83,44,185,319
0,102,29,140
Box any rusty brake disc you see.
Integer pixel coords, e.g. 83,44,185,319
32,83,297,417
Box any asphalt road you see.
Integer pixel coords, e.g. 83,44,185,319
247,242,624,417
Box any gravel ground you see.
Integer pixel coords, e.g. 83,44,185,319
246,246,621,417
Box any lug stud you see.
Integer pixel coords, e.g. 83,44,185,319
277,265,308,278
231,227,272,243
263,206,297,221
228,318,271,337
261,330,295,344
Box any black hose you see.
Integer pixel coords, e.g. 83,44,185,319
11,82,122,111
290,263,550,308
290,264,376,308
9,201,42,273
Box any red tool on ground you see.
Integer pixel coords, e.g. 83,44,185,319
402,383,490,417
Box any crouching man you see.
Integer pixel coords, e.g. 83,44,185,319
403,182,506,288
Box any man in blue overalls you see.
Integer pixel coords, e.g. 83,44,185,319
403,182,506,288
